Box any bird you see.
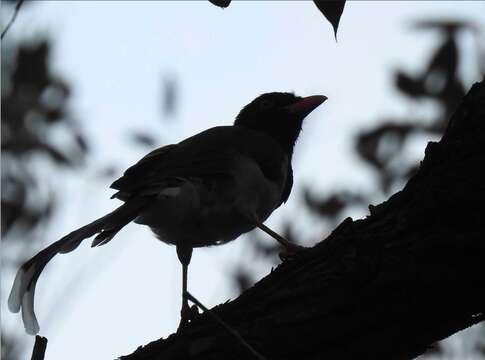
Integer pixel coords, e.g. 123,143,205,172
8,91,327,335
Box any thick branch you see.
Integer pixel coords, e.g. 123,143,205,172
121,79,485,360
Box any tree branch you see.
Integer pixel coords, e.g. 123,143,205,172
1,0,25,40
121,78,485,360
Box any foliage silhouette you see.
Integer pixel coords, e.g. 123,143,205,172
208,0,231,9
313,0,346,38
207,0,346,38
1,40,88,237
1,36,88,360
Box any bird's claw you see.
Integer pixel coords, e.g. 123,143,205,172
279,243,306,261
177,303,200,331
189,304,200,319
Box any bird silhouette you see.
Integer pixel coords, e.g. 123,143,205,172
8,92,327,334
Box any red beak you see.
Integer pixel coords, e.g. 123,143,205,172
285,95,327,115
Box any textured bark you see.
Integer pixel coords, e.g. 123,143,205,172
120,79,485,360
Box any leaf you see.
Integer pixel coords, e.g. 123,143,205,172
40,143,72,166
13,41,49,90
233,270,253,292
131,132,157,147
313,0,346,39
74,133,89,153
208,0,231,8
424,36,458,92
97,165,117,179
303,190,365,220
162,75,177,118
395,71,428,99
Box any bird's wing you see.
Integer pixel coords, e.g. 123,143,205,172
110,126,288,200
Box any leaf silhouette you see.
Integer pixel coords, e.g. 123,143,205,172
97,165,118,179
303,190,365,220
162,75,177,118
395,72,428,99
131,132,157,147
233,270,253,292
313,0,346,39
208,0,231,8
74,133,89,153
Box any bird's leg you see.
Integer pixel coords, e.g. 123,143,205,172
181,262,189,323
253,219,305,259
176,243,193,331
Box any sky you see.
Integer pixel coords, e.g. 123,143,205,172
1,1,484,359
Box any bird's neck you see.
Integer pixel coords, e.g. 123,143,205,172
272,133,298,157
258,125,300,157
236,124,300,157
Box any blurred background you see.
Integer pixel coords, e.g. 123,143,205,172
1,1,484,359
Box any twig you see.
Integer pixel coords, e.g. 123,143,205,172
31,335,48,360
1,0,25,40
185,291,266,360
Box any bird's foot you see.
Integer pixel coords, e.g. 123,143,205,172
188,304,200,319
279,243,306,261
177,299,200,331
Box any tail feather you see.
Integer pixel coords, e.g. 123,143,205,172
8,199,147,335
91,226,123,247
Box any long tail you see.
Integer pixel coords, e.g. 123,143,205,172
8,198,147,335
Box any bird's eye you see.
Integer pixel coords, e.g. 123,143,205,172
260,100,273,110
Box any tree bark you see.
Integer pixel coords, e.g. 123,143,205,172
121,79,485,360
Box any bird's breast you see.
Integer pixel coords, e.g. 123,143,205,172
135,155,287,248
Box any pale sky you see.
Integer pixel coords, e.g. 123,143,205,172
2,1,484,359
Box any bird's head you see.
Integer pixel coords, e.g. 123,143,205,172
234,92,327,153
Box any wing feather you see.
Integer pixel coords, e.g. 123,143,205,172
110,126,290,201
